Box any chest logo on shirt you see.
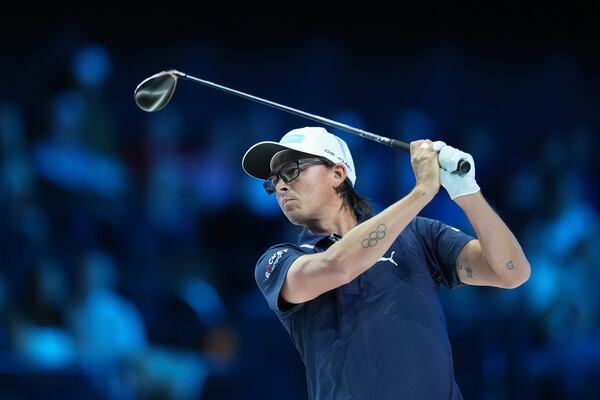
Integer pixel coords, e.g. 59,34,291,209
377,251,398,266
266,249,288,278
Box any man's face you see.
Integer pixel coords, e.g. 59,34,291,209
269,150,340,225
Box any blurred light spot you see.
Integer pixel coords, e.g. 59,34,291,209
18,327,75,369
189,153,235,209
550,202,599,258
73,45,112,87
525,256,558,312
73,289,147,365
53,90,87,132
34,142,127,197
242,175,280,216
142,347,208,399
182,279,227,327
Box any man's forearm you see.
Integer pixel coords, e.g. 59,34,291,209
327,185,435,282
455,192,531,287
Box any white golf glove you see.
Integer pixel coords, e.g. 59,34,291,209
432,141,480,200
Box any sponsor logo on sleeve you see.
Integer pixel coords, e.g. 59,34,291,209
265,249,288,278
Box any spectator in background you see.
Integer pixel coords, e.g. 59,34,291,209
66,250,147,397
10,258,76,370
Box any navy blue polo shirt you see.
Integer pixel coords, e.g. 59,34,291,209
254,216,475,400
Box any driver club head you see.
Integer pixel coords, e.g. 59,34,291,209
134,70,182,112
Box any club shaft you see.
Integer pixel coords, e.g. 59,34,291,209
176,71,410,152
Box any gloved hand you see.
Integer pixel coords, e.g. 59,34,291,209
432,141,480,200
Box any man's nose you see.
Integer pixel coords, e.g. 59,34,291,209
275,178,289,193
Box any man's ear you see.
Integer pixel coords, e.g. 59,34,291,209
332,164,347,189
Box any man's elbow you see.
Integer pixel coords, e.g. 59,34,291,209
329,257,353,286
325,251,355,286
503,262,531,289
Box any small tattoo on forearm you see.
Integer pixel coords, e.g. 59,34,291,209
506,261,515,270
457,263,474,279
466,266,473,278
361,224,386,248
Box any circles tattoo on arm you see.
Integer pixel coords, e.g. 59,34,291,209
361,224,387,248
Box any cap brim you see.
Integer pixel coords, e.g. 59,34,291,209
242,141,294,180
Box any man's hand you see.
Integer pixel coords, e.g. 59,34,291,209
432,141,481,200
410,139,440,196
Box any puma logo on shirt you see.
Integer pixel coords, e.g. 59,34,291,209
378,251,398,266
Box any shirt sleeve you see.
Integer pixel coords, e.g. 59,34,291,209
254,244,305,317
413,216,476,289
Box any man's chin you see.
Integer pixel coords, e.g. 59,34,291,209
283,210,305,226
284,213,300,226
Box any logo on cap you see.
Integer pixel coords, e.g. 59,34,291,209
280,134,306,144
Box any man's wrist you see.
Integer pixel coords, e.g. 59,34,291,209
412,184,438,202
454,190,483,208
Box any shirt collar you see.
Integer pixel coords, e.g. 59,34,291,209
296,213,369,249
298,230,342,251
297,229,331,246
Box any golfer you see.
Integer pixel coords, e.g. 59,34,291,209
242,126,531,399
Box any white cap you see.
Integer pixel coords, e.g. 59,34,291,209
242,127,356,185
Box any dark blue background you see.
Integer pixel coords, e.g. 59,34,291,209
1,6,599,399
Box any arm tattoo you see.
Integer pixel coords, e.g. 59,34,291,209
457,263,474,279
361,224,386,248
506,260,515,270
466,266,473,278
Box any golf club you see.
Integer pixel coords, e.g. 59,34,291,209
134,69,471,174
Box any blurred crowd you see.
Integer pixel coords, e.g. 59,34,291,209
1,29,599,400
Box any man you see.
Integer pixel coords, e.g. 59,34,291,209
242,126,531,399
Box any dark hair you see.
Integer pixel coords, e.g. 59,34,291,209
335,178,374,220
316,157,374,220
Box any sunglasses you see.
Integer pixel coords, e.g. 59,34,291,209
263,158,330,195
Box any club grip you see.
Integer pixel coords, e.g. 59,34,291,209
389,139,471,174
389,139,410,152
457,159,471,174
